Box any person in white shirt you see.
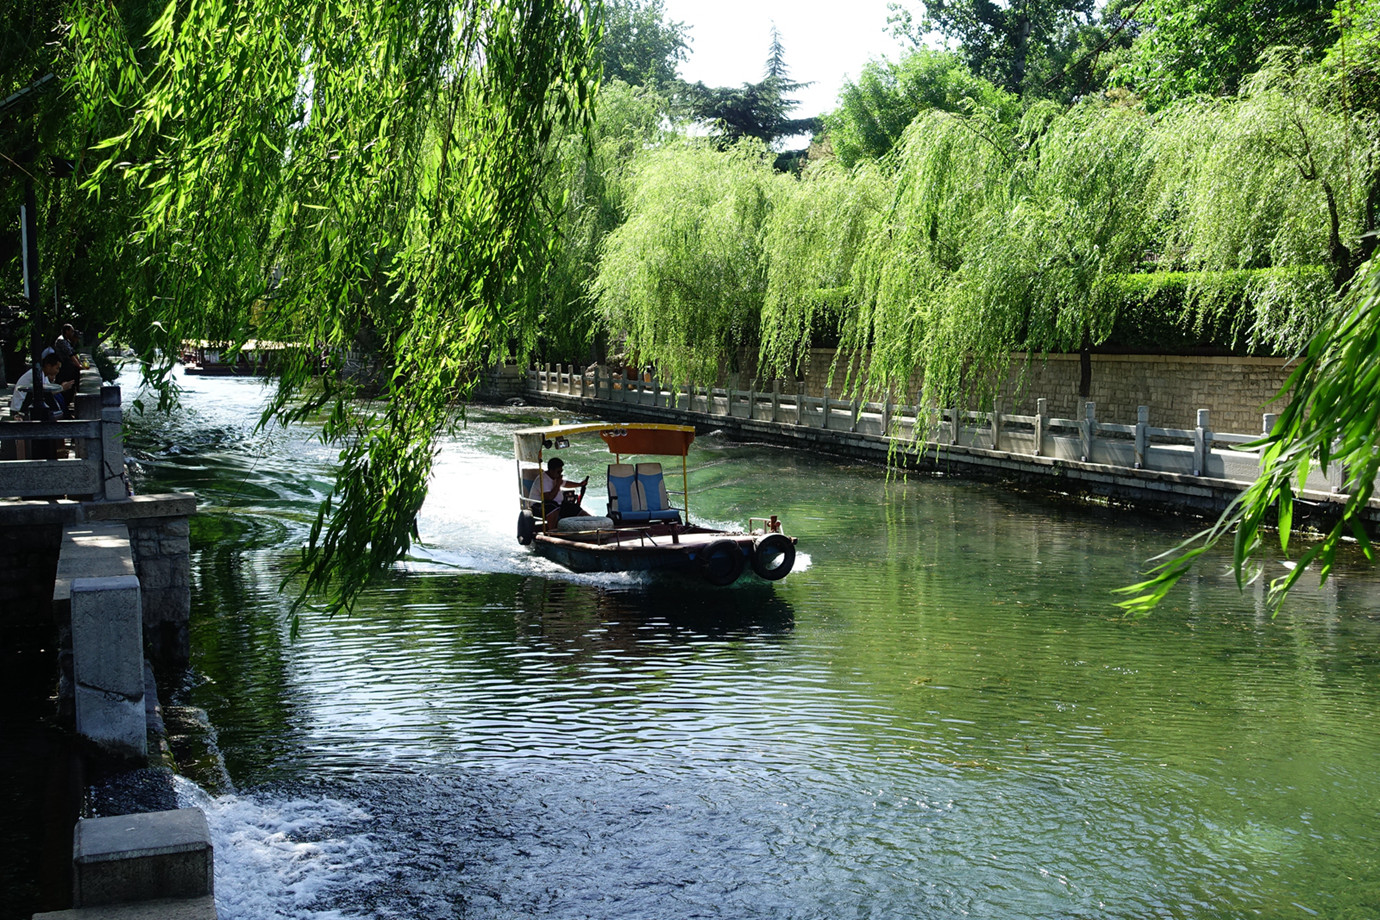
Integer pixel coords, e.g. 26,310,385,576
9,353,63,415
532,456,590,527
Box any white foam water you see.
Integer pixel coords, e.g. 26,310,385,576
175,777,379,920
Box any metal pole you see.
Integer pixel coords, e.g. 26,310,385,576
21,180,52,423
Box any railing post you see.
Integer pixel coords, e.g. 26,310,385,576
748,383,757,421
882,394,893,437
771,380,781,423
991,398,1003,451
1260,413,1277,465
949,407,959,445
1329,443,1349,493
850,395,860,433
1193,409,1210,476
1081,402,1096,462
821,388,831,430
797,384,806,426
1034,398,1047,456
1134,406,1148,469
100,385,125,500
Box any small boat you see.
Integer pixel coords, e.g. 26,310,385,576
179,340,284,376
514,421,797,585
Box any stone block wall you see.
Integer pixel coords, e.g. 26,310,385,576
127,516,192,669
752,349,1292,437
994,354,1291,435
478,364,527,402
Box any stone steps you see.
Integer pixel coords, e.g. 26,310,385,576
32,808,216,920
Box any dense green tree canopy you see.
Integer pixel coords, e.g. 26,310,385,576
593,139,786,383
1111,0,1337,110
823,50,1018,167
519,79,672,363
887,0,1098,95
759,162,892,378
599,0,689,88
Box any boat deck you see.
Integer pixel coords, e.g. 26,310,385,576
538,522,747,548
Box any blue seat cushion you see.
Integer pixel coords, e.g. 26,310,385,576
618,508,681,523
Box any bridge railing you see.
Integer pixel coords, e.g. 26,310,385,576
0,382,127,501
527,364,1342,495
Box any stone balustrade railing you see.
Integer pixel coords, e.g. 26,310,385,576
528,364,1347,499
0,380,127,501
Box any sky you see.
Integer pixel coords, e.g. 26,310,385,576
659,0,909,120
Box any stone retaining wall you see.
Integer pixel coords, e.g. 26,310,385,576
111,511,193,669
745,350,1293,441
0,494,196,672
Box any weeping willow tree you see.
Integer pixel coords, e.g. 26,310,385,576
822,96,1154,413
592,138,787,385
757,161,892,381
1140,51,1377,350
1118,53,1380,613
66,0,600,613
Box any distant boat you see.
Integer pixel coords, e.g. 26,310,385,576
179,340,285,376
514,421,797,586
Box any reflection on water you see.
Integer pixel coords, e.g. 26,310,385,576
126,371,1380,920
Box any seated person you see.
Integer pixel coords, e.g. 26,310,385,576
10,354,64,417
54,348,80,418
533,457,590,528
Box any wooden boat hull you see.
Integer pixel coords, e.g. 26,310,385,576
531,526,795,586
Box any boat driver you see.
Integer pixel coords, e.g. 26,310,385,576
536,457,590,526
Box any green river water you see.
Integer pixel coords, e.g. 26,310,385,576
117,372,1380,919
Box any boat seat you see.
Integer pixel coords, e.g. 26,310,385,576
631,462,681,523
520,467,543,509
607,463,639,519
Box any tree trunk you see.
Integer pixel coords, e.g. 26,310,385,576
1079,327,1092,398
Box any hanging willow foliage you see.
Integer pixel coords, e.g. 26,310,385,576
1141,51,1379,351
517,79,671,363
67,0,601,615
831,98,1156,413
758,161,892,381
592,138,787,385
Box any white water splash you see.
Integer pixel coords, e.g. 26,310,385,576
176,777,379,920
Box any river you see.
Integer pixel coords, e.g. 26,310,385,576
123,370,1380,920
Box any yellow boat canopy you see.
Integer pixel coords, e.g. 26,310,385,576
513,422,696,463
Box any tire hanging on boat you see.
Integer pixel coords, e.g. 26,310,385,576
517,510,535,545
699,539,745,586
750,532,796,580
